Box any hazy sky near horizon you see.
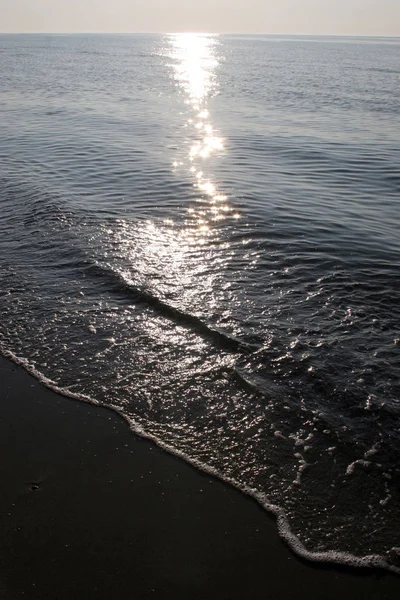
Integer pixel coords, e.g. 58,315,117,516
1,0,399,36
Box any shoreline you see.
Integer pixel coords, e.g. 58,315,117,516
0,355,399,599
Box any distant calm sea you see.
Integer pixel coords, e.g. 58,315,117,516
1,33,399,572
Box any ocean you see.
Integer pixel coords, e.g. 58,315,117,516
0,32,399,572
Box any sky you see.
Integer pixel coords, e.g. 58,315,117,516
1,0,399,36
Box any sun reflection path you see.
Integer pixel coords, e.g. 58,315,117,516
166,33,241,237
119,35,244,322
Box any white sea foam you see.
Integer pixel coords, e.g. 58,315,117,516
364,443,379,459
346,459,371,476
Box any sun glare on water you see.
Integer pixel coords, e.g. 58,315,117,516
166,33,241,238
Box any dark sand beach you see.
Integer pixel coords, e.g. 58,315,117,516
0,355,399,600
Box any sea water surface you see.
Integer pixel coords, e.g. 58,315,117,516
0,33,400,572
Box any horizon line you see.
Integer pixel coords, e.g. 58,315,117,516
1,31,400,38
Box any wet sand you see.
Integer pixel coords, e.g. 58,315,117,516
0,356,399,599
